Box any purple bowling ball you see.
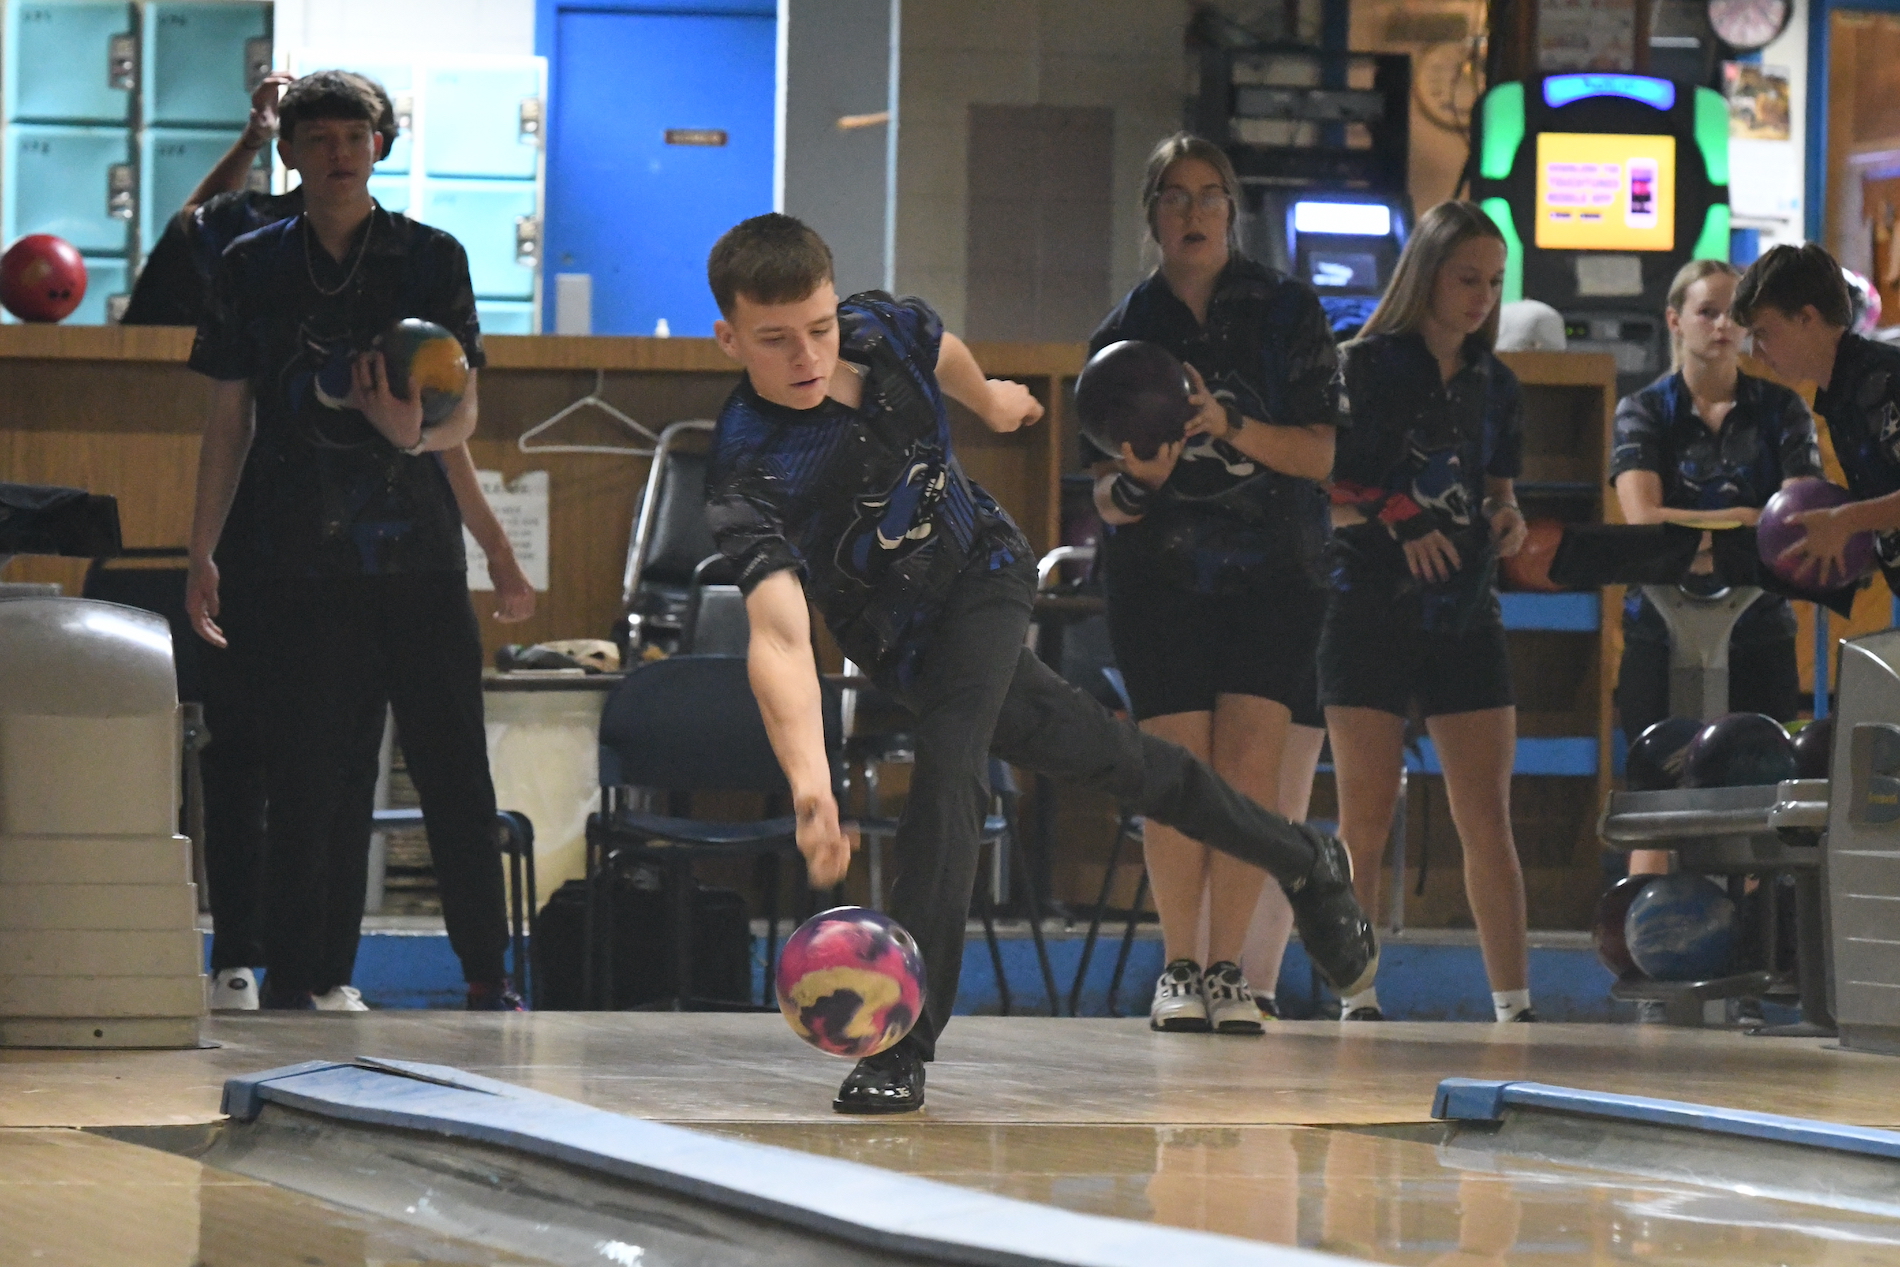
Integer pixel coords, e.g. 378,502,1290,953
1757,481,1876,588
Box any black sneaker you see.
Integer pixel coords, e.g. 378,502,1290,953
1256,995,1282,1020
466,979,526,1011
1283,832,1379,998
1507,1007,1540,1022
835,1042,925,1115
1341,1006,1385,1021
259,983,315,1011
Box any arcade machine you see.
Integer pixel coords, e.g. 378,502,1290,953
1471,72,1731,394
1188,38,1412,338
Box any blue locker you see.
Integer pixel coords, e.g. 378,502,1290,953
143,2,269,126
4,124,132,254
423,64,540,180
139,127,245,247
299,58,414,172
69,255,128,325
419,179,537,300
4,1,134,124
476,300,535,335
368,173,412,214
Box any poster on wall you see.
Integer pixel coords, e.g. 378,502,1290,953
1723,62,1792,141
1535,133,1678,252
1539,0,1636,70
465,470,550,592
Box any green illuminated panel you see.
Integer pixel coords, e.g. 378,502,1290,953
1481,197,1524,304
1694,86,1729,186
1480,82,1526,182
1692,202,1731,261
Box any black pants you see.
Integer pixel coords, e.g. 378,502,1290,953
255,572,508,994
1615,635,1803,740
878,559,1322,1060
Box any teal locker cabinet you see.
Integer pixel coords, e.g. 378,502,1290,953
141,2,269,126
422,63,541,180
4,1,135,124
368,173,411,214
421,179,538,300
70,254,127,324
5,124,133,253
138,126,241,246
476,300,534,334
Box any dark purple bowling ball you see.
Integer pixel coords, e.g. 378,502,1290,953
1757,480,1876,588
1681,712,1798,788
1593,873,1655,979
1075,340,1198,461
1626,717,1702,791
1791,715,1836,780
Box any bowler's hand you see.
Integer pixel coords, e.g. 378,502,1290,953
490,552,536,622
984,379,1043,433
185,554,226,648
795,791,851,888
1402,529,1463,583
1181,363,1231,439
1121,438,1184,491
1490,505,1528,558
242,73,292,149
348,351,425,451
1781,506,1852,586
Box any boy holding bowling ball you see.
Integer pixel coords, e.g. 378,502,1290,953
1734,243,1900,591
183,71,519,1010
705,213,1378,1114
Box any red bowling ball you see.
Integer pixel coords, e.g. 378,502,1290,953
0,234,87,323
776,907,925,1059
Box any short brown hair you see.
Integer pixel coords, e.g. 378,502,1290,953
1139,133,1243,251
707,213,834,317
1732,243,1852,329
278,70,382,145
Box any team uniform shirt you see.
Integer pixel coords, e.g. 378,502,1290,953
189,204,485,578
706,292,1029,684
123,189,303,327
1814,332,1900,594
1330,331,1524,632
1610,368,1822,643
1086,255,1341,593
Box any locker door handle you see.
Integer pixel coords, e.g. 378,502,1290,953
107,31,136,92
108,163,135,221
394,93,415,137
243,38,273,92
515,217,541,266
519,98,544,146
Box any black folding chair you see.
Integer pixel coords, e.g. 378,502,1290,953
618,420,717,655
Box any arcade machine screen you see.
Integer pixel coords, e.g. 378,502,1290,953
1533,133,1677,253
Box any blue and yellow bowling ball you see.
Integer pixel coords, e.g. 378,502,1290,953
378,318,469,424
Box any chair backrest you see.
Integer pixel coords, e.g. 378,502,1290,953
623,422,717,603
682,585,750,656
81,548,202,702
598,654,842,794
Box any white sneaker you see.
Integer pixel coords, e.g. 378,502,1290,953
1201,961,1264,1034
209,968,259,1011
1150,958,1210,1032
312,985,369,1012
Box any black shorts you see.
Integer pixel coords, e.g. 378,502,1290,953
1103,567,1326,725
1614,634,1802,738
1318,596,1515,718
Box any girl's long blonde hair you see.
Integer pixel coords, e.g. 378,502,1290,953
1665,258,1741,371
1355,201,1506,351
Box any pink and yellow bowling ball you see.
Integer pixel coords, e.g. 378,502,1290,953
775,907,925,1059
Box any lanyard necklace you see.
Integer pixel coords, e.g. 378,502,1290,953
303,208,373,298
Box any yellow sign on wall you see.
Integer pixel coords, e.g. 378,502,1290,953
1534,133,1677,251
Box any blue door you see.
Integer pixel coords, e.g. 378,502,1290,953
543,5,775,336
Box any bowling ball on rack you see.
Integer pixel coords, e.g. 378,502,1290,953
1074,340,1198,461
1498,517,1566,592
1757,480,1876,589
0,234,87,322
776,907,925,1059
1625,716,1702,791
1624,873,1738,982
1593,873,1656,979
1790,714,1836,780
377,318,470,424
1680,712,1798,788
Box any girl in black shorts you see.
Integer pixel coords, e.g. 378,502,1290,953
1611,259,1822,877
1324,201,1533,1023
1090,134,1340,1033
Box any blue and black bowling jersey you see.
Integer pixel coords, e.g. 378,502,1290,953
706,292,1028,682
1330,331,1524,631
1815,332,1900,593
1611,369,1822,643
189,205,484,579
123,188,303,328
1086,255,1341,593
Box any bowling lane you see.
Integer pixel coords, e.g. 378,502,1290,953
694,1120,1900,1265
0,1127,557,1266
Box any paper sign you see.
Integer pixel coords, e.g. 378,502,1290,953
464,470,549,592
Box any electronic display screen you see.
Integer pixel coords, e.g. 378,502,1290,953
1534,133,1676,252
1303,250,1380,290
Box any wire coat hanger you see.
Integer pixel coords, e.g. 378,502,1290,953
518,369,662,456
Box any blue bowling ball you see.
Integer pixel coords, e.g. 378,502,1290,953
1624,873,1737,982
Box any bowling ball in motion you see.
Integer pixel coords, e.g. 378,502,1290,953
0,234,87,322
1498,517,1566,592
1681,712,1798,788
1790,714,1836,781
1075,340,1198,461
1593,873,1656,979
1625,873,1737,982
1757,480,1876,589
1625,717,1702,791
377,318,469,424
776,907,925,1059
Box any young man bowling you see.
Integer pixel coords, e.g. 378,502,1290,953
705,213,1379,1114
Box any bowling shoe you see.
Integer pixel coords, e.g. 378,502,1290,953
1283,833,1380,999
1150,958,1211,1032
313,985,369,1012
209,968,259,1011
466,979,526,1011
1201,961,1264,1034
834,1041,925,1114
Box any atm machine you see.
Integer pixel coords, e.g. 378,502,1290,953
1470,72,1731,395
